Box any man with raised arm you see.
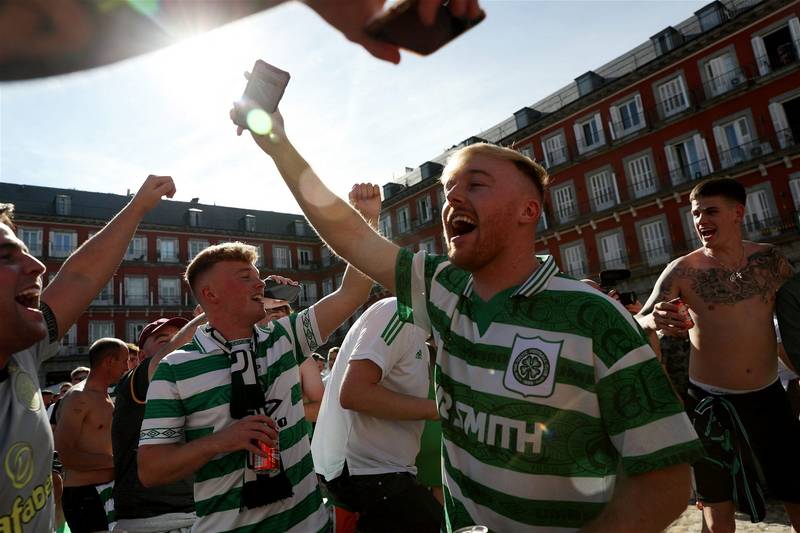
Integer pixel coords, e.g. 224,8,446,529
137,189,380,532
0,176,174,533
232,110,704,532
636,177,799,532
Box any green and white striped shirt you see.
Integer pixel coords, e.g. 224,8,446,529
139,308,329,533
395,250,704,532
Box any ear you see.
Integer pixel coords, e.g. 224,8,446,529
734,203,745,223
199,284,217,305
520,198,542,225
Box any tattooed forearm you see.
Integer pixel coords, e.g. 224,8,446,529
675,248,786,305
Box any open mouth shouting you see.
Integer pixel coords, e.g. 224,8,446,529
697,226,716,242
15,285,42,316
447,212,478,243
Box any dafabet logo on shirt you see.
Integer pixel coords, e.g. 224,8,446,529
503,336,562,398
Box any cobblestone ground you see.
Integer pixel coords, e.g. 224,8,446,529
666,501,792,532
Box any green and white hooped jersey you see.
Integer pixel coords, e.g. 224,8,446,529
139,308,329,533
395,250,704,532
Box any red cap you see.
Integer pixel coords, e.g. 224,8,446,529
137,317,189,349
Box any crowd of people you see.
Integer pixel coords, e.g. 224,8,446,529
3,0,800,532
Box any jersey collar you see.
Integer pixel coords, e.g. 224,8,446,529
462,255,559,298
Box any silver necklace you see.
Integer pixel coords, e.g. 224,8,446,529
704,247,746,283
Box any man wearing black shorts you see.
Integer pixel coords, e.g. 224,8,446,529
637,178,800,531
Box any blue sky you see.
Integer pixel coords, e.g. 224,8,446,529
0,0,706,214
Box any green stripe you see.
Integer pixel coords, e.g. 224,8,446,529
285,451,314,487
182,384,231,415
195,485,241,517
380,313,403,345
395,248,414,323
171,354,229,381
151,359,178,384
443,483,476,532
143,398,185,419
596,358,685,436
281,417,310,452
226,488,326,533
444,453,605,528
438,371,617,477
196,451,243,483
622,439,706,475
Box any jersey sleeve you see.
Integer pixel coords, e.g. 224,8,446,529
139,359,186,446
395,249,448,334
283,306,325,366
593,303,705,475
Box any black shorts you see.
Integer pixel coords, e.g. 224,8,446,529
62,484,111,533
686,380,800,503
319,464,443,533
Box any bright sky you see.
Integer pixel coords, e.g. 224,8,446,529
0,0,707,214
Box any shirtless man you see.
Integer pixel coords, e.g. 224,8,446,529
636,178,799,532
55,337,129,533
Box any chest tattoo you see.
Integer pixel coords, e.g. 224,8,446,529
675,249,785,305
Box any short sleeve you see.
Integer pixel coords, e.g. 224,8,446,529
593,312,704,474
348,299,425,380
395,249,448,334
284,306,325,366
139,360,186,446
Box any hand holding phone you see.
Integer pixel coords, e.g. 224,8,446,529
233,60,290,131
365,0,485,55
263,278,301,303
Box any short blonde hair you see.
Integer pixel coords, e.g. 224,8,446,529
185,242,258,291
446,143,550,197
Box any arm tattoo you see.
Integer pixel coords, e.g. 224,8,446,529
675,248,786,305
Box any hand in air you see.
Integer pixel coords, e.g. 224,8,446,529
348,183,382,223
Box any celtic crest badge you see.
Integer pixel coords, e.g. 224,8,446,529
503,335,562,398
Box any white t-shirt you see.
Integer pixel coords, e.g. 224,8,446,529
312,297,430,481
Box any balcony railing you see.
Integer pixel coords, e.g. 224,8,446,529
702,66,747,99
755,40,800,76
599,255,628,271
655,92,692,120
576,132,605,154
545,146,570,168
667,158,712,186
159,295,181,306
717,138,772,169
609,111,646,140
125,295,148,306
775,126,800,150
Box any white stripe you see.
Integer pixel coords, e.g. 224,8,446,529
595,344,658,381
193,472,326,532
443,440,615,503
441,355,600,417
610,412,699,457
445,309,596,367
410,251,435,331
444,467,581,533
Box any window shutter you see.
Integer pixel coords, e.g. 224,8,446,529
736,118,752,145
664,145,678,173
769,102,790,148
540,139,550,167
594,113,606,145
634,94,644,126
609,105,621,139
696,135,714,173
573,123,585,154
789,17,800,58
751,36,770,75
713,125,729,156
611,171,621,203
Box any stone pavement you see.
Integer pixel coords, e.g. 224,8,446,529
666,501,792,532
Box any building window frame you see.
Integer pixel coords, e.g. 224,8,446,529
417,194,433,224
92,280,114,306
699,46,743,98
88,321,114,344
272,245,291,270
48,230,77,258
124,275,149,306
595,229,627,270
157,237,179,263
585,167,620,213
559,240,588,279
540,130,568,168
18,226,43,257
664,132,713,185
636,215,671,267
188,239,209,261
609,93,645,139
623,150,658,199
573,112,606,155
653,72,690,119
125,235,148,261
298,247,313,270
158,277,181,306
397,205,411,234
551,181,578,224
743,182,779,239
712,109,765,169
